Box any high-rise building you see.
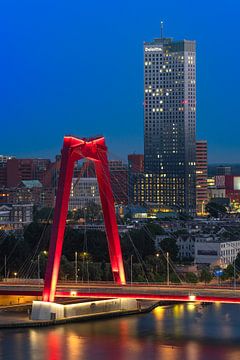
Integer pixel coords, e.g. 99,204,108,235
216,166,232,175
196,140,208,214
144,36,196,214
0,155,15,188
6,158,51,187
128,154,144,173
109,160,128,205
128,154,144,205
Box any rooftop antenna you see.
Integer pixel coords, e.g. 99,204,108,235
160,21,164,39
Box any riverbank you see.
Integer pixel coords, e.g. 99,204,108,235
0,299,166,329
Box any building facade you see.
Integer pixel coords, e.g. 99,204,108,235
195,239,240,266
0,203,34,230
196,140,208,215
109,160,128,205
5,158,51,188
69,177,100,211
144,37,196,214
128,154,144,173
0,155,15,187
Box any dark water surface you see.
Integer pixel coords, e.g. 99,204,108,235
1,303,240,360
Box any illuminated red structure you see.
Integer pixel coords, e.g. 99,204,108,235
42,136,126,302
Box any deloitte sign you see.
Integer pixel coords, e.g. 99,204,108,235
145,47,163,52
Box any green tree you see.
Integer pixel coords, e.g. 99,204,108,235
205,201,227,218
199,268,213,284
34,207,54,222
160,238,178,261
59,256,74,280
170,273,181,283
222,264,237,280
185,272,198,283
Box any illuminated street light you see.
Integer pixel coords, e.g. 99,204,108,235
130,255,133,285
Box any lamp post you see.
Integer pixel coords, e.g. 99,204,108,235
75,251,78,283
4,255,7,279
166,252,170,286
234,258,236,290
37,251,47,280
37,255,40,279
130,255,133,286
156,253,160,274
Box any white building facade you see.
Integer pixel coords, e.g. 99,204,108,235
195,239,240,266
68,177,100,211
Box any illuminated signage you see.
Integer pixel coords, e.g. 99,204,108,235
234,177,240,190
145,47,162,52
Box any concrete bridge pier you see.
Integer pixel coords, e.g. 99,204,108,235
31,298,139,321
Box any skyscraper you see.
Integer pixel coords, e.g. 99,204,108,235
144,36,196,214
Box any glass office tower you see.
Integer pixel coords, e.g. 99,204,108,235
144,37,196,214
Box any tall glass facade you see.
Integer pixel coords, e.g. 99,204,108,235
144,37,196,214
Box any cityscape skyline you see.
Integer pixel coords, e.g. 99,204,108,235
1,2,240,357
0,0,240,163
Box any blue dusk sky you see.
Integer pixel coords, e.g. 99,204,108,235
0,0,239,163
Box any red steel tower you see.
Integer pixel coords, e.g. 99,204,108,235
42,136,126,302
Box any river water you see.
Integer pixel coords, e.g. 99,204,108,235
1,303,240,360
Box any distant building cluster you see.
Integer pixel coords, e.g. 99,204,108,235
2,30,240,240
0,156,61,231
155,219,240,267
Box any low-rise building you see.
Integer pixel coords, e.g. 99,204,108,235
0,203,34,230
195,239,240,266
69,177,100,211
176,234,195,260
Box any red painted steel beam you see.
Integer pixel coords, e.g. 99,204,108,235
42,136,126,302
54,291,240,304
1,288,240,305
42,137,76,302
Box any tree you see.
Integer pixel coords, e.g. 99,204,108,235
199,268,213,284
170,273,181,283
84,202,102,222
34,207,54,222
234,252,240,269
185,272,198,283
145,223,165,236
205,201,227,218
59,256,74,280
222,264,237,281
160,238,178,261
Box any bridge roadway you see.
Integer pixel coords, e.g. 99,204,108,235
1,282,240,304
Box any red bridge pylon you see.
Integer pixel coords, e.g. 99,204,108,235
42,136,126,302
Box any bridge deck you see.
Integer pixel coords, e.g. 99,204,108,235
0,283,240,304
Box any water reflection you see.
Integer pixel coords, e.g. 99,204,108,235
1,304,240,360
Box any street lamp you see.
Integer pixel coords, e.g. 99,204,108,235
75,251,78,283
37,255,40,279
4,255,7,279
234,258,236,290
166,252,170,286
156,253,160,273
130,255,133,286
